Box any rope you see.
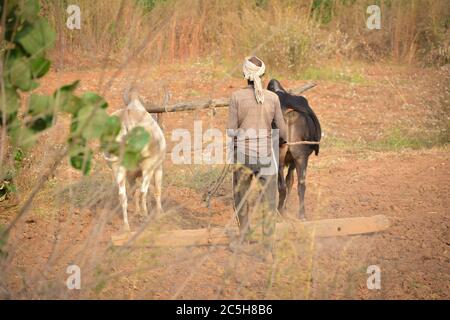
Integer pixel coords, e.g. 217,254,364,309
287,140,320,145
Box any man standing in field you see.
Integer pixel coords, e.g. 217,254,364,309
227,56,287,261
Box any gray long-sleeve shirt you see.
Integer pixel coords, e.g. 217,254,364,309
227,86,287,157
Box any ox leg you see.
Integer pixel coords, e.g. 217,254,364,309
295,156,309,221
277,143,288,213
134,182,141,215
280,163,295,211
285,163,296,203
140,171,151,217
277,165,287,213
114,166,130,232
154,165,163,214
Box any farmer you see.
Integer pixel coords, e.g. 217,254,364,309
227,56,287,261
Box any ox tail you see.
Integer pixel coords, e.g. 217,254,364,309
307,111,321,156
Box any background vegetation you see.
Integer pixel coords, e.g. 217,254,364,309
42,0,449,76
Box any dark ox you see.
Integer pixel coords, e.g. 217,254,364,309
267,79,321,220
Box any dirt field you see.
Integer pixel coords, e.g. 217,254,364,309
0,62,449,299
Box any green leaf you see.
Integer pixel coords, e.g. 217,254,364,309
63,96,84,115
125,127,150,153
3,47,26,70
20,0,40,22
9,57,32,91
28,94,52,115
76,105,109,140
69,144,92,175
70,117,78,134
0,87,20,125
101,115,121,140
81,92,108,109
58,80,80,93
29,116,53,132
9,120,36,150
100,116,122,155
122,151,142,170
27,94,53,132
15,18,56,57
54,80,80,112
30,57,51,78
121,127,150,169
29,80,39,90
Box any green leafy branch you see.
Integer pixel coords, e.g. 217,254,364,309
0,0,152,249
1,0,150,178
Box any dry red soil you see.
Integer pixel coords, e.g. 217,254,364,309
0,63,448,299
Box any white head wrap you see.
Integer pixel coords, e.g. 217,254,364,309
242,56,266,104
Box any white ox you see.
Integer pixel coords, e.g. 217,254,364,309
104,91,166,231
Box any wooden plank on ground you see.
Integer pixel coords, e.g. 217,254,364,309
111,214,390,247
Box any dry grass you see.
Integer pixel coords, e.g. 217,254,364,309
43,0,449,73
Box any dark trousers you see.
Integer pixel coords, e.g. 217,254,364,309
232,152,277,249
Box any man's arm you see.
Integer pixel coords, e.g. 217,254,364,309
227,93,238,137
273,97,287,143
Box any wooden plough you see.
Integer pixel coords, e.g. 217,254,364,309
112,215,390,246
